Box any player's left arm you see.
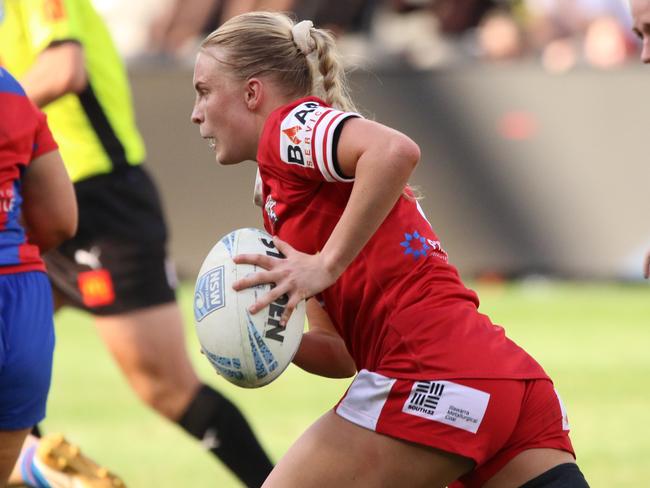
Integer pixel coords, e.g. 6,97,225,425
21,41,87,107
292,298,356,378
318,117,421,278
644,250,650,279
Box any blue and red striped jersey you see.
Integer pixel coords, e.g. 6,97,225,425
0,67,58,274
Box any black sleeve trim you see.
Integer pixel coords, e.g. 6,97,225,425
331,115,359,181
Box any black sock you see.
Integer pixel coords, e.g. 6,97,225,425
177,384,273,487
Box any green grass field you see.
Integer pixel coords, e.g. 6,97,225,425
41,281,650,487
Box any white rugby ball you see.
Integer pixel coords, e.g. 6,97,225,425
193,227,305,388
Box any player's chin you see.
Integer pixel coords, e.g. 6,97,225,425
214,151,227,165
217,154,245,166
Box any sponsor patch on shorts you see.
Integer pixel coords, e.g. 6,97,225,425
402,380,490,434
77,269,115,307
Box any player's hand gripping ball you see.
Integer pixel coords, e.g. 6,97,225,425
193,228,305,388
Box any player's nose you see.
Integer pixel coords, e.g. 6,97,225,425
191,104,203,124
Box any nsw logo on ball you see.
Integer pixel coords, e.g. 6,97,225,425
194,266,225,322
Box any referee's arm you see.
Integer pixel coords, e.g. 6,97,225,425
20,41,87,108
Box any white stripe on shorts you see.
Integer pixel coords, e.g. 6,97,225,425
336,369,396,431
554,388,570,431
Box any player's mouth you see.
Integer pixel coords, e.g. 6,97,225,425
204,136,216,150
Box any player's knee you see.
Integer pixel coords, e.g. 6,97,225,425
519,463,590,488
136,381,181,419
132,370,198,420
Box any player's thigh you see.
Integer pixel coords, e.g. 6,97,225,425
0,428,30,487
94,303,199,419
264,410,473,488
94,302,198,386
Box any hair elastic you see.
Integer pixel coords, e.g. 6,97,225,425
291,20,316,55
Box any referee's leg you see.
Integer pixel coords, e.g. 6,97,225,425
95,302,273,487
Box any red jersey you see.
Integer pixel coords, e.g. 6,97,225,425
257,97,547,381
0,67,58,274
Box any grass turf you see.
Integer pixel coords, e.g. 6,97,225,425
40,281,650,487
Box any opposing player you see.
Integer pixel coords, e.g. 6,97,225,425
0,1,272,486
191,12,591,487
629,0,650,280
0,67,77,487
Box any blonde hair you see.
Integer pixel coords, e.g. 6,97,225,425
200,11,357,112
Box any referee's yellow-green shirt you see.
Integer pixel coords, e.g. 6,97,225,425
0,0,145,182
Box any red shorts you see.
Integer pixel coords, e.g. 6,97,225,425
335,370,574,488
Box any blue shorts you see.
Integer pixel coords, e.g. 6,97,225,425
0,271,55,430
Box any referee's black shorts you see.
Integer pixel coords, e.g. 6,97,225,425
44,165,177,316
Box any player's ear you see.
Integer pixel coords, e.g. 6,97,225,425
244,78,263,110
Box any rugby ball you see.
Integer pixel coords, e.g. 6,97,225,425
193,227,305,388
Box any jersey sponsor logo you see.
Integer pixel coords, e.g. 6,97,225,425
279,100,359,181
0,186,16,214
401,230,430,260
402,380,490,434
286,145,307,167
282,125,302,145
264,195,278,226
194,266,225,322
293,101,319,125
43,0,66,21
280,101,320,169
411,202,448,261
77,269,115,307
409,381,445,411
427,238,448,261
400,230,448,262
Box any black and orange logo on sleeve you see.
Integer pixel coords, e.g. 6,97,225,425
43,0,66,21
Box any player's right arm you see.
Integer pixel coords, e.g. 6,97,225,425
20,41,87,107
21,147,78,251
292,298,356,378
644,251,650,279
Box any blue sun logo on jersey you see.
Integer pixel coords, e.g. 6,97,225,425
401,230,430,260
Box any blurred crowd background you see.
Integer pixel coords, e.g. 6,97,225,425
88,0,649,282
95,0,638,71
